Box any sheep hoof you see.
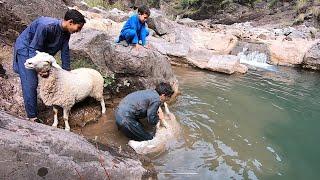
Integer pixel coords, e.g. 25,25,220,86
52,124,58,128
65,127,70,132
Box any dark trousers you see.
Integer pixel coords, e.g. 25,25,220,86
13,50,38,118
115,113,153,141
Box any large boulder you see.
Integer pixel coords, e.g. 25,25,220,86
0,0,68,43
188,54,248,74
265,38,316,66
0,110,151,179
86,7,130,22
69,28,178,94
302,42,320,70
204,33,238,54
147,9,175,36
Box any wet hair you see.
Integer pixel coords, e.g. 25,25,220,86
155,82,174,97
64,9,86,24
138,5,150,16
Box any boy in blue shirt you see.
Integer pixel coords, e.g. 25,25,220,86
115,82,174,141
116,5,150,49
13,9,86,122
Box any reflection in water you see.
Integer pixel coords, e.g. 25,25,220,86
155,66,320,180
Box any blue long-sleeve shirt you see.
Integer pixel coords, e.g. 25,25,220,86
120,14,149,46
14,17,71,70
116,89,161,126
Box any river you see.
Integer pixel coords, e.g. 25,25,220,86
154,66,320,180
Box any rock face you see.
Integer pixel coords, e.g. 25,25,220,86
69,28,178,94
147,9,175,36
0,0,68,43
302,42,320,70
0,64,6,78
0,110,149,179
265,38,315,66
187,54,248,74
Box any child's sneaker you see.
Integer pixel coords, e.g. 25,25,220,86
118,40,129,47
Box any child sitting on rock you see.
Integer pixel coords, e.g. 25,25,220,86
115,5,150,49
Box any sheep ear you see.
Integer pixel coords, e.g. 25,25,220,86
49,57,62,69
52,61,62,69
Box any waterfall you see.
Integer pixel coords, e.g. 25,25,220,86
238,48,276,71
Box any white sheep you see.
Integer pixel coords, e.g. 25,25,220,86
128,102,180,155
24,51,106,131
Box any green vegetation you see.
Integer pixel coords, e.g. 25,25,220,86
293,13,306,24
296,0,308,12
268,0,278,8
84,0,125,10
54,54,97,70
180,0,200,9
102,74,115,88
310,6,320,19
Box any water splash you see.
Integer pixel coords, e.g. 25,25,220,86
238,48,276,71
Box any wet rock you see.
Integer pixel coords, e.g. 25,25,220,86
0,110,151,179
302,42,320,70
191,54,248,74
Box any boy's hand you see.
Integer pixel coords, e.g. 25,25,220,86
134,44,143,50
160,119,168,128
158,108,164,120
144,44,151,49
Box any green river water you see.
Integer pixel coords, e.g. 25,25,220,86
154,66,320,180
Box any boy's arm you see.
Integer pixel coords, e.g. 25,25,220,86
60,36,71,71
147,100,161,126
140,26,149,46
28,24,47,58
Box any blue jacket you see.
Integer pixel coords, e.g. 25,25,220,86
116,89,161,126
120,14,149,46
14,17,71,70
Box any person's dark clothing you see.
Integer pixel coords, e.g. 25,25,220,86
13,16,71,118
115,89,161,141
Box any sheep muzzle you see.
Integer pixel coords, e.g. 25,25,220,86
38,70,50,78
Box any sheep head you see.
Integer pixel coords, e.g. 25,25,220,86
25,51,61,78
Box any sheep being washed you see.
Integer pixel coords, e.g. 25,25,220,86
24,51,106,131
128,102,180,155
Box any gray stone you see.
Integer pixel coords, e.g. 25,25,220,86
69,28,178,94
302,42,320,70
0,110,149,179
147,11,175,36
0,0,68,43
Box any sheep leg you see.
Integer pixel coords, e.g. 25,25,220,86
52,106,59,127
63,108,71,131
164,102,170,114
101,99,106,114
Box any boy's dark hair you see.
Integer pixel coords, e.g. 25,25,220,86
64,9,86,24
138,5,150,16
155,82,174,97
